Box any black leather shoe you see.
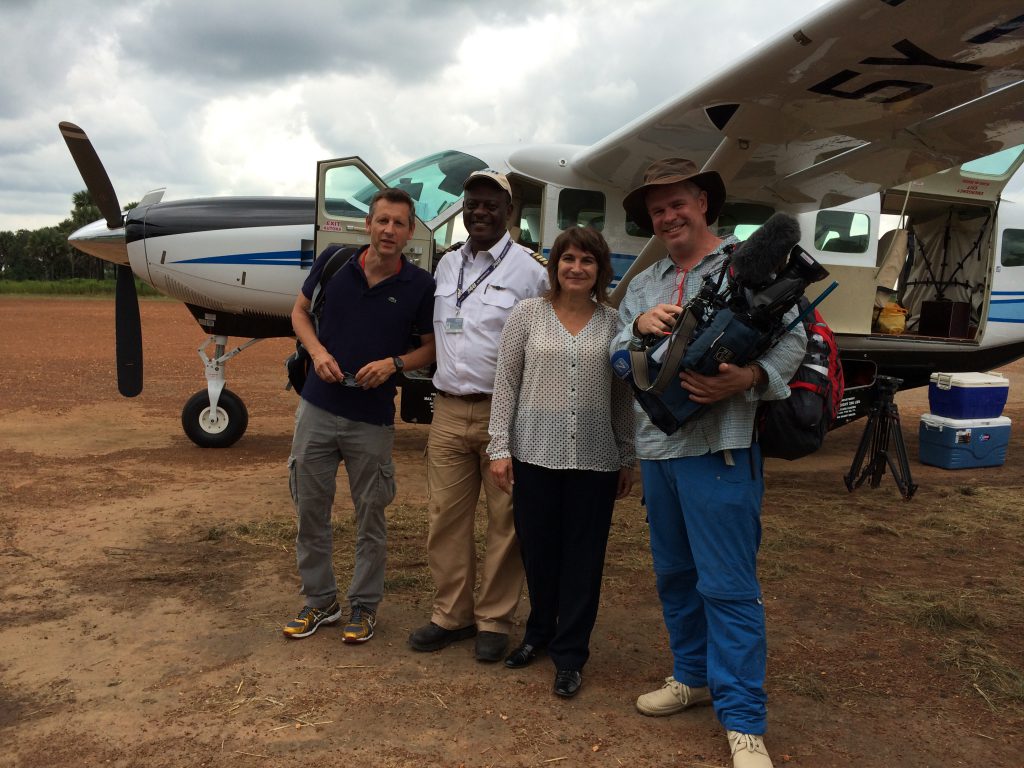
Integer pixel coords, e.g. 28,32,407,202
474,631,509,662
408,621,477,652
504,643,543,669
554,669,582,698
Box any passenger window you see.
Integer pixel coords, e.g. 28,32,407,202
814,211,871,253
1001,228,1024,267
558,189,606,232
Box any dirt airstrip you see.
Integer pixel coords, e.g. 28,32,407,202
0,296,1022,767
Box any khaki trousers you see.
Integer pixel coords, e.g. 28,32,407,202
426,394,523,634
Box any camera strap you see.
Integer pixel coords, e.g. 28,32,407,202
629,307,701,393
628,257,731,394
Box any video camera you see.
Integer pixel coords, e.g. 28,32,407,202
619,213,829,435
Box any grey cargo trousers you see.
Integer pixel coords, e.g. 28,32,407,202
289,399,397,611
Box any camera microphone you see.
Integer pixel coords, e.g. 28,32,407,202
730,213,802,287
610,349,633,380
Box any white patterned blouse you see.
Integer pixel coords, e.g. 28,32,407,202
487,297,635,471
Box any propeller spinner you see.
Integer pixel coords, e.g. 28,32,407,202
59,121,143,397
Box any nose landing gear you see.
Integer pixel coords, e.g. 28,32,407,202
180,335,261,448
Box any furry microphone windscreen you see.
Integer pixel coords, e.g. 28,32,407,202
730,213,802,286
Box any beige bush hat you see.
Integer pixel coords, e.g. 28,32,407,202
622,158,725,230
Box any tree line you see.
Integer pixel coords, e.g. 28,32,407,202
0,191,135,281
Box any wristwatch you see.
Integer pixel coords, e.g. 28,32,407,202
392,356,405,372
629,314,648,351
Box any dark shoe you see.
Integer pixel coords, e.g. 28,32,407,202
408,621,476,652
504,643,543,669
474,631,509,662
554,669,582,698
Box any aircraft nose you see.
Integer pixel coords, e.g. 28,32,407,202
68,218,129,265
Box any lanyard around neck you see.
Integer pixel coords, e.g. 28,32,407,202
456,239,513,310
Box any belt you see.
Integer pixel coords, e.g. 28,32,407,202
436,389,491,403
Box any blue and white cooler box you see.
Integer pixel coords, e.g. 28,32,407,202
928,372,1009,419
919,413,1011,469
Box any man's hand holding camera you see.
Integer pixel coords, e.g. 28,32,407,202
634,303,682,336
680,362,763,404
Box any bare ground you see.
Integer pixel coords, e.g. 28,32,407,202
0,296,1021,767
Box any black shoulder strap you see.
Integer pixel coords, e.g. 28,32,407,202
310,245,358,320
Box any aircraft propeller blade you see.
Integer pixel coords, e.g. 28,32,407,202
115,264,143,397
58,121,123,229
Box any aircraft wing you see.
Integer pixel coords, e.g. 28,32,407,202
571,0,1024,209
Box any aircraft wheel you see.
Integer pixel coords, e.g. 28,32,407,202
181,388,249,448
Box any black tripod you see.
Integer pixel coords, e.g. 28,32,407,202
844,376,918,500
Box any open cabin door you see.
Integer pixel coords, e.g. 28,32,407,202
314,156,433,270
886,145,1024,341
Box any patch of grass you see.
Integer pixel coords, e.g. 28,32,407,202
234,519,296,547
869,589,999,632
201,526,226,542
384,571,432,592
859,522,900,537
776,671,829,701
916,599,994,632
939,637,1024,708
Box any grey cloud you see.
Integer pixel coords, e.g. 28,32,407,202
117,0,551,87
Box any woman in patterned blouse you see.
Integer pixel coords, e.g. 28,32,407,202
487,226,636,699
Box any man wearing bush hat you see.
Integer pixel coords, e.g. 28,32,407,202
612,157,806,768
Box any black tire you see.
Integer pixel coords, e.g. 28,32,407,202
181,388,249,448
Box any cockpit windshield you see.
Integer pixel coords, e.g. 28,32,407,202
354,150,487,223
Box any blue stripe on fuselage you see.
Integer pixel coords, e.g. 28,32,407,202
989,293,1024,322
176,250,304,266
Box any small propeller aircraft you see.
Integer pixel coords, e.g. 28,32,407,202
61,0,1024,447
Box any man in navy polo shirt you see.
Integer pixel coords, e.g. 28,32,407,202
283,187,435,644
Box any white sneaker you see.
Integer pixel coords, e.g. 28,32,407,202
727,730,773,768
635,676,711,716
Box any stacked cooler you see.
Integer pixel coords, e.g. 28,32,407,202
919,372,1011,469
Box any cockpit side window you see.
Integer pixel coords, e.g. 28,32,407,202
373,150,487,224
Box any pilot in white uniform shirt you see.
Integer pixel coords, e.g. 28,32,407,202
432,231,549,396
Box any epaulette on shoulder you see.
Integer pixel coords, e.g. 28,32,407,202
528,250,548,267
441,240,464,255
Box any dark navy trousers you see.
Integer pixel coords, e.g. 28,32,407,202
511,459,618,671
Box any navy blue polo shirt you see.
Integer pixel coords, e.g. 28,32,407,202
299,244,435,426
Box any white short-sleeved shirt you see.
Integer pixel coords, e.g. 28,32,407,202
432,232,549,395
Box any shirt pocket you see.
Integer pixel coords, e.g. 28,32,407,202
433,281,457,328
477,287,516,334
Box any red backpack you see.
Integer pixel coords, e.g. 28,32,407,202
757,297,844,460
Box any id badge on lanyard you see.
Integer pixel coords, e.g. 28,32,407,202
444,240,512,334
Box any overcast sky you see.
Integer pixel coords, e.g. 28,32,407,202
0,0,838,231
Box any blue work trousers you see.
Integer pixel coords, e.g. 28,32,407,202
641,447,768,735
